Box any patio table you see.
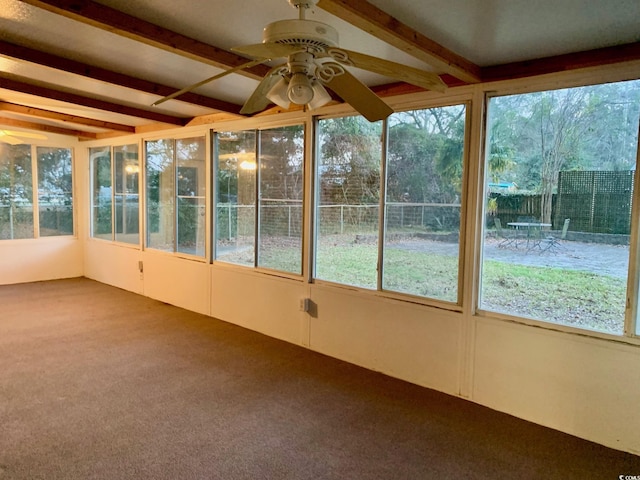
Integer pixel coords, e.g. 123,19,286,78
507,222,551,250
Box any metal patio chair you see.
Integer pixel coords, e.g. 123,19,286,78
494,218,516,248
540,218,570,253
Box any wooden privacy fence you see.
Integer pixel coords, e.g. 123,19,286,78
490,194,548,227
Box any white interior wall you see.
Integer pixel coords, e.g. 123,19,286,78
142,251,210,315
0,137,84,285
84,240,143,294
0,236,83,285
308,284,463,395
210,267,309,345
473,318,640,453
2,63,640,455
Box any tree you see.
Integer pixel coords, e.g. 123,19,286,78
387,122,443,202
530,89,590,223
387,106,466,204
259,125,304,201
318,116,382,205
37,147,73,235
0,144,33,239
487,80,640,224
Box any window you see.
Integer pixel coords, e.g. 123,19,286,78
1,143,73,240
37,147,73,236
146,137,205,256
479,80,640,335
636,231,640,336
0,144,33,239
383,107,466,302
314,106,467,304
90,144,139,244
315,116,382,289
258,126,304,272
216,131,256,267
215,125,304,275
176,138,206,255
114,145,140,244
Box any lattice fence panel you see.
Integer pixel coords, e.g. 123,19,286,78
556,170,634,234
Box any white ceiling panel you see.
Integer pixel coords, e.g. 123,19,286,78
0,0,636,139
93,0,439,71
0,0,253,101
0,56,217,117
366,0,640,65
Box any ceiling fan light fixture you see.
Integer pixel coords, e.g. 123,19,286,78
240,160,257,170
287,72,314,105
307,81,332,110
266,77,291,109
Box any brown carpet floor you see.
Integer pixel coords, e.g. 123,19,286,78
1,277,639,479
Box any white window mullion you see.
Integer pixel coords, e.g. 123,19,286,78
31,145,40,239
254,131,261,267
110,147,116,241
173,140,178,253
625,126,640,337
377,120,389,292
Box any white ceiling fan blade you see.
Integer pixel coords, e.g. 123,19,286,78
152,58,269,107
0,130,48,145
240,66,288,115
328,48,447,93
0,130,48,140
231,43,303,60
0,133,23,145
323,69,394,122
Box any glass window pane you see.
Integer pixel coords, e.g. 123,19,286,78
383,106,466,303
114,144,139,245
0,144,33,239
90,146,112,239
637,259,640,335
215,131,256,266
37,147,73,237
479,80,640,335
146,139,175,252
177,137,206,257
258,125,304,274
315,116,382,289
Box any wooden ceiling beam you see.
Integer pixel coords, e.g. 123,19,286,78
316,0,481,84
0,101,135,133
0,116,98,139
0,41,244,115
18,0,271,81
0,75,188,126
482,42,640,82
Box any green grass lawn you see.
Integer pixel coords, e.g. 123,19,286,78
313,243,626,334
480,261,625,333
222,237,626,335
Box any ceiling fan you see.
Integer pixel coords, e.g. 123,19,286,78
0,130,48,145
153,0,446,122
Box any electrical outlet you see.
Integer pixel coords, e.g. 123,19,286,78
299,298,310,312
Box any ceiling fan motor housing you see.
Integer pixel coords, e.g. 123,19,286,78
263,19,339,52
